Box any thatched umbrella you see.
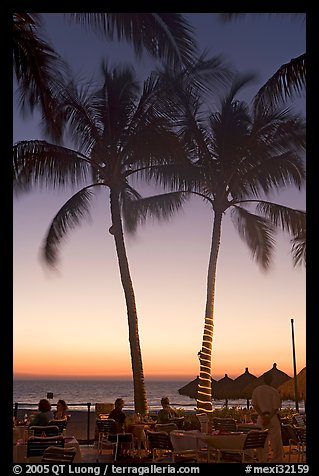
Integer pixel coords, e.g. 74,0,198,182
242,363,291,399
232,367,257,408
213,374,235,408
277,367,306,402
178,376,217,399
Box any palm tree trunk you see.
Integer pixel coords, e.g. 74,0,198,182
197,210,223,413
110,189,148,414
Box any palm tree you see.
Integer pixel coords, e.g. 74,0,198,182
220,13,306,107
125,74,306,412
13,64,190,414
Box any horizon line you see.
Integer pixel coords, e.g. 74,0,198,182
13,374,201,381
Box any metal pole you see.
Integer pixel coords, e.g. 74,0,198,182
87,403,91,445
291,318,299,412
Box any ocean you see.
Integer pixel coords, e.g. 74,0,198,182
13,379,304,413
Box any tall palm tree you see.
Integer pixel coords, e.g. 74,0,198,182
125,74,306,412
220,13,306,107
13,64,190,414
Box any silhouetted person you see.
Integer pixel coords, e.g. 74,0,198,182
157,397,178,423
109,398,126,432
252,373,283,462
30,398,54,426
54,399,68,420
108,398,132,458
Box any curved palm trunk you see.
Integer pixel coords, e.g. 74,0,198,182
110,189,148,414
197,210,223,413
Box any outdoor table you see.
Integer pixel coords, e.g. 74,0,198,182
200,432,246,462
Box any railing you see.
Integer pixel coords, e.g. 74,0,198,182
13,402,92,444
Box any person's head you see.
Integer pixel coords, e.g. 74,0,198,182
57,399,68,413
38,398,51,413
263,373,273,385
115,398,124,409
161,397,170,409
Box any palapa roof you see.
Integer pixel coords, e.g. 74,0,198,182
277,367,306,401
241,363,291,398
213,374,235,399
178,376,217,399
231,367,257,399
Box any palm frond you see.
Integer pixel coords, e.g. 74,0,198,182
95,63,140,143
231,205,275,270
13,140,93,195
133,162,202,194
156,53,233,109
43,186,96,266
58,79,102,154
122,191,190,233
183,52,234,95
120,185,142,234
13,13,69,141
256,201,305,238
231,152,305,199
254,54,306,108
251,106,305,152
221,72,257,106
290,232,306,268
123,121,188,171
68,13,197,66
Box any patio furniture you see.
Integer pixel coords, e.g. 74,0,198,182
212,417,237,432
41,445,76,463
29,425,59,437
214,429,269,463
26,436,64,462
147,430,173,462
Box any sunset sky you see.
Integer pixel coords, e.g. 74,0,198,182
13,13,306,381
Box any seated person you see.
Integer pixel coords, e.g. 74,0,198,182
109,398,126,432
29,398,54,426
54,399,69,420
108,398,132,458
157,396,178,423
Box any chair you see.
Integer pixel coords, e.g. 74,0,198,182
237,424,262,434
96,418,134,461
29,425,59,437
292,413,306,429
48,419,68,435
95,403,115,441
96,419,118,461
196,413,210,433
41,446,76,463
27,436,64,461
146,430,174,462
169,417,185,430
282,424,306,462
217,430,269,463
212,417,237,432
131,425,148,458
294,427,306,462
154,423,178,433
